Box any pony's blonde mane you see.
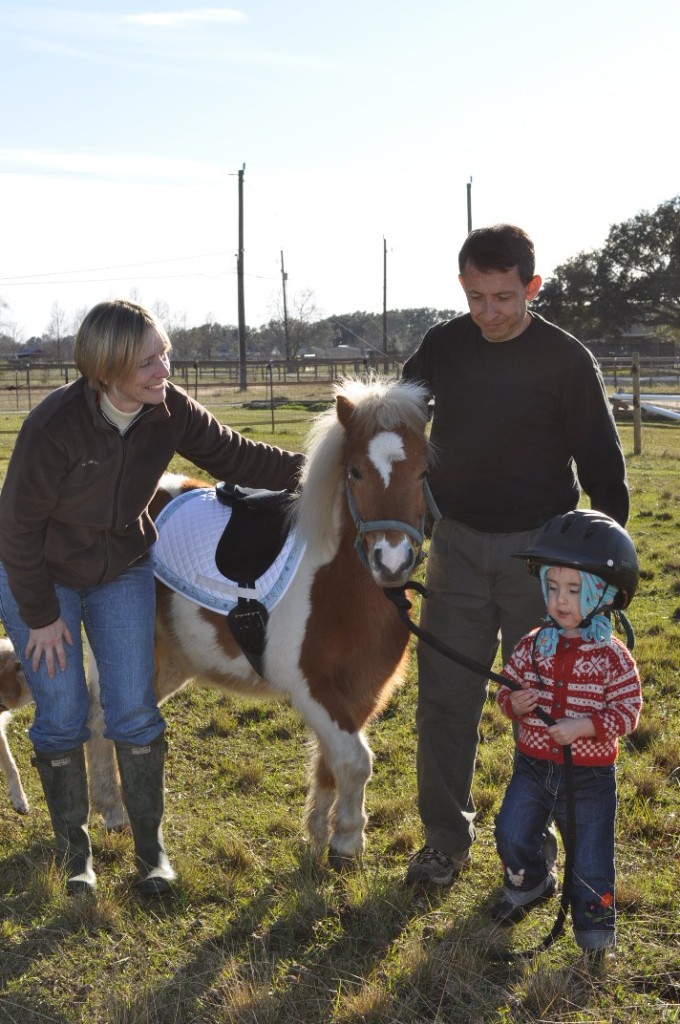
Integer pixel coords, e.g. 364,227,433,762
294,376,430,556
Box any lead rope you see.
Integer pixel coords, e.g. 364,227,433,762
526,629,575,955
384,581,574,957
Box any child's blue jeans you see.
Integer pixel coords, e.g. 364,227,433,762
495,753,617,949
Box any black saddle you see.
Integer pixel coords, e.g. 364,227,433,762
214,482,296,675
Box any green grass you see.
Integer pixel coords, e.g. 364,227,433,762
0,419,678,1023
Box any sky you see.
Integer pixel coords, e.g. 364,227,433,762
1,0,679,341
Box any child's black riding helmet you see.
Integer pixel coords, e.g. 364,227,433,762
513,509,638,609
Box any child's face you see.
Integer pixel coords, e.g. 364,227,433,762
545,566,583,636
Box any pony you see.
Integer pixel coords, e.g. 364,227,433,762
2,377,434,868
0,637,32,814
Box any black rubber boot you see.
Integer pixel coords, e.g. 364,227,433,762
115,735,176,895
32,745,97,895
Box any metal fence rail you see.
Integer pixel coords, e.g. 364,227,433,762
0,358,403,436
1,355,678,435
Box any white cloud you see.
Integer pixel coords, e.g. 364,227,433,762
124,8,247,28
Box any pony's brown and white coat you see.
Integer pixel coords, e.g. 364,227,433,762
3,378,433,865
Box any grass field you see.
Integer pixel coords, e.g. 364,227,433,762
0,414,678,1024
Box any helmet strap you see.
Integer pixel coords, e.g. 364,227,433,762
578,590,614,630
614,609,636,650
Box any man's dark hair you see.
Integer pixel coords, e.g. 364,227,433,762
458,224,536,284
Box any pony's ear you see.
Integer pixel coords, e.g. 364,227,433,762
336,394,355,427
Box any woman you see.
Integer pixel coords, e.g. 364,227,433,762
0,299,302,896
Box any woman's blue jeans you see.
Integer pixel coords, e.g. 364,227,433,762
495,754,617,949
0,558,165,754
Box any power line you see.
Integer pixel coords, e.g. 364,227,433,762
328,316,388,357
0,266,278,288
0,253,232,286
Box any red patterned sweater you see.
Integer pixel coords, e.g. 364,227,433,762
497,630,642,766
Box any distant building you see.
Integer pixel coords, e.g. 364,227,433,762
16,346,45,360
586,325,678,359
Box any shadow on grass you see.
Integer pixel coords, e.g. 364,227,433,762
98,854,557,1024
0,842,627,1024
100,850,439,1023
1,842,96,1024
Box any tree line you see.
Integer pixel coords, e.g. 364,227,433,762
0,299,460,364
2,195,679,362
534,195,680,342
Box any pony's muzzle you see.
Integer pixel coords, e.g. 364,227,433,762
367,534,420,585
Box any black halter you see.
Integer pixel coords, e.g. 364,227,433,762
345,478,441,572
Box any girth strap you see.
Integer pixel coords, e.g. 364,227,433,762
215,482,296,676
227,595,269,677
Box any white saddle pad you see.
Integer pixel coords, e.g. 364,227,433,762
153,487,306,616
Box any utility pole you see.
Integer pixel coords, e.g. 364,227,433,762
466,176,473,234
236,163,247,390
280,250,290,362
382,236,388,355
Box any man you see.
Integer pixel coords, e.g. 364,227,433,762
401,224,629,885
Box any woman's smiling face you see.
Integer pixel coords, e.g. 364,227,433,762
105,328,171,412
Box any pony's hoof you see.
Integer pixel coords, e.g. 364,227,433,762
102,811,130,832
327,847,360,873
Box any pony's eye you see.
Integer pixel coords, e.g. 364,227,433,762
349,466,362,480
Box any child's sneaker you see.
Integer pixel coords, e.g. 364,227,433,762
490,873,557,926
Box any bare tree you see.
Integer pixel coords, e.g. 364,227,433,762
45,302,69,361
0,297,22,358
72,306,89,335
268,288,320,360
152,298,171,330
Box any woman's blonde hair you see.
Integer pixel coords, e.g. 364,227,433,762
74,299,171,391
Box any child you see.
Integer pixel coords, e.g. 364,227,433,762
492,509,642,957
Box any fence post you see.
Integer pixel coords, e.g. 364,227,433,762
268,362,275,433
632,352,642,455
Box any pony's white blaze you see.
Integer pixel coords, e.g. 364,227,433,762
367,430,405,487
